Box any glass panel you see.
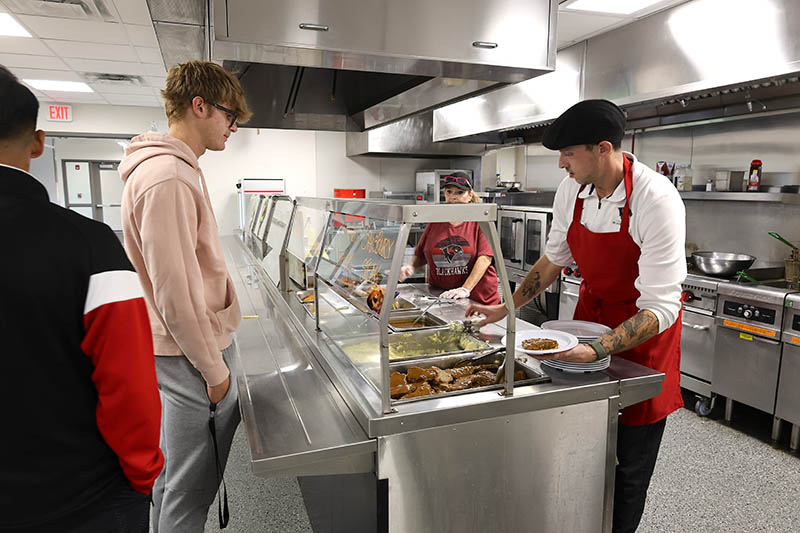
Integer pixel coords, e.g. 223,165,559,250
261,199,294,286
245,195,264,236
254,198,272,242
287,205,327,266
524,218,542,265
316,213,407,380
69,206,93,218
99,168,124,204
65,161,91,204
102,206,122,231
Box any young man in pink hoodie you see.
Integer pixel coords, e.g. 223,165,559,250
119,60,251,532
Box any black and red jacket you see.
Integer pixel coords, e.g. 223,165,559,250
0,164,164,529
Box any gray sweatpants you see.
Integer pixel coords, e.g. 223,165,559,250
152,344,240,533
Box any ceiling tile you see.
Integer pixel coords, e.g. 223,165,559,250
104,93,162,107
0,52,68,70
143,63,166,76
144,76,166,88
39,91,108,104
11,67,83,82
135,46,162,64
0,35,53,55
126,24,158,47
63,57,148,76
18,15,128,44
91,83,154,95
44,40,139,62
111,0,152,25
556,11,627,47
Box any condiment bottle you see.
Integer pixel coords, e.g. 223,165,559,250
746,159,762,191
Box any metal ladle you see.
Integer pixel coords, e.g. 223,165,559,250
410,297,444,327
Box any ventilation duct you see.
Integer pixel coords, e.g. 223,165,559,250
3,0,118,22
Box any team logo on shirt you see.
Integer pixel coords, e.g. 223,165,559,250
432,236,472,276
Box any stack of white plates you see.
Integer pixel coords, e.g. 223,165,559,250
540,320,611,343
540,357,610,374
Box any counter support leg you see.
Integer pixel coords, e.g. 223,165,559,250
724,398,733,423
771,417,782,441
791,425,799,452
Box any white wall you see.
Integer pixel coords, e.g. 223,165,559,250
38,103,167,137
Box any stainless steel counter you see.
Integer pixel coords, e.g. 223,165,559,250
223,234,666,532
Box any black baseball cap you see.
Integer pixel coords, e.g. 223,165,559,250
542,99,625,150
441,171,472,191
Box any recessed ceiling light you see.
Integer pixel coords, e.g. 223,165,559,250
562,0,667,16
0,12,31,37
23,79,94,93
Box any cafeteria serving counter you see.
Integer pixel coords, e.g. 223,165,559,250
223,197,664,533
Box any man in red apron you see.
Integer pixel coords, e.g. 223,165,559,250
468,100,686,533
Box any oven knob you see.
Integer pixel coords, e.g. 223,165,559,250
564,267,573,276
681,291,695,303
737,306,743,314
574,269,581,278
743,309,753,319
754,310,760,318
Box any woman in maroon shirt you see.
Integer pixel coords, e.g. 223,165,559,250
398,172,500,305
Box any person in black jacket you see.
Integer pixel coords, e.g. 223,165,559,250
0,66,164,532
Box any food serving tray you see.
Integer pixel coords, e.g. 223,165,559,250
363,352,551,404
388,310,448,332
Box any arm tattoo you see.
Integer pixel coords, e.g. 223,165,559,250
599,310,659,356
520,271,541,298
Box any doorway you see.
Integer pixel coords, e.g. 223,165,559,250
62,160,123,234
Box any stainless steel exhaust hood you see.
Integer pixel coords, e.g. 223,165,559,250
346,112,487,158
434,0,800,143
148,0,558,132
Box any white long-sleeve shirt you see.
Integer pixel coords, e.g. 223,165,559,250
544,152,686,333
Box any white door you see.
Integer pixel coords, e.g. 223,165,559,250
99,166,123,231
65,161,92,206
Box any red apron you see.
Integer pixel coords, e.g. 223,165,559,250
566,156,683,426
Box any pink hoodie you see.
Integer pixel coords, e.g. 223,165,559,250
119,133,240,386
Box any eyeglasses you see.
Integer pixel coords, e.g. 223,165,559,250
443,175,471,187
210,102,238,128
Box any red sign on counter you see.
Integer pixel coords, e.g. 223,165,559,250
47,105,72,122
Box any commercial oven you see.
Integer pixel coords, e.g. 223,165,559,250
712,283,790,424
498,207,558,320
774,292,800,451
558,267,581,320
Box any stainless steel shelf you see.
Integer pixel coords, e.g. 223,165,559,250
680,192,800,204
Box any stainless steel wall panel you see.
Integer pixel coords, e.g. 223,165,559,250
377,399,611,533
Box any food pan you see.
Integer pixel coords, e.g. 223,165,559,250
295,289,316,305
362,351,550,404
388,310,447,332
338,327,490,364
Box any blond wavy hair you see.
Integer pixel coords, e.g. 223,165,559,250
161,61,251,125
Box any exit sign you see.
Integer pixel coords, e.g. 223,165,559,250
47,104,72,122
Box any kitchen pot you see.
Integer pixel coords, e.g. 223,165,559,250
691,251,756,277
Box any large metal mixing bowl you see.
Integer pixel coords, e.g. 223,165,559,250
691,251,756,277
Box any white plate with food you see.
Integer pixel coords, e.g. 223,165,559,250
502,330,578,355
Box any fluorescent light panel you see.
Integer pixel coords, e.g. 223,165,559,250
563,0,665,15
0,12,31,37
23,79,94,93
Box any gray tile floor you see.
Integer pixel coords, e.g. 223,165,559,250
201,405,799,533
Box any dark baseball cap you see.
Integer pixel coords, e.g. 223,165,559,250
441,171,472,191
542,99,625,150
